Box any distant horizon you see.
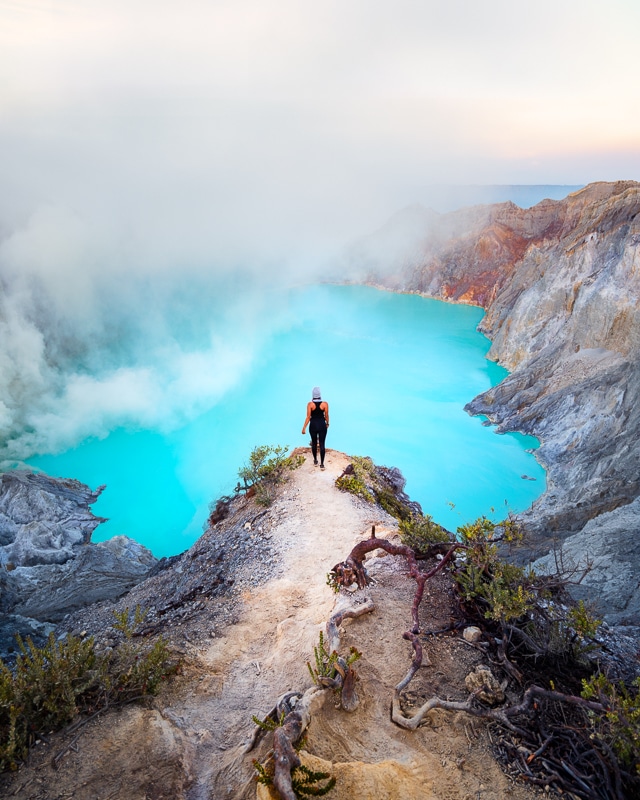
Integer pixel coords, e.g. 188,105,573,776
2,2,639,273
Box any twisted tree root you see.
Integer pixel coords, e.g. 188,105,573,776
330,526,458,634
326,592,375,654
253,527,459,798
271,686,325,800
391,682,611,734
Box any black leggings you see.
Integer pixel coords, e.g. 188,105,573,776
309,424,327,465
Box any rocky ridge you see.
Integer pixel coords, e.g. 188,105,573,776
352,180,640,623
0,451,548,800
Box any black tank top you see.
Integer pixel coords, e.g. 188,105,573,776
310,402,325,421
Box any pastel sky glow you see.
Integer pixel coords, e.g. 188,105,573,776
1,0,639,261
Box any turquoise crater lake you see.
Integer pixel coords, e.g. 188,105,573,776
27,284,545,557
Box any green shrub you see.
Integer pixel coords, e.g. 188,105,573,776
105,607,173,699
375,487,413,521
254,759,336,798
453,516,539,623
236,445,304,506
334,473,374,502
582,673,640,774
399,513,451,552
335,456,376,503
0,607,174,772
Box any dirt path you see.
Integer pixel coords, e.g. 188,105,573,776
177,449,393,798
165,450,538,800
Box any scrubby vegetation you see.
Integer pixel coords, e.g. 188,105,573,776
306,630,361,691
398,512,450,550
329,457,640,799
0,607,175,773
334,455,376,502
236,444,304,506
335,456,419,522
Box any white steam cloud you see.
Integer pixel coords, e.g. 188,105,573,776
0,202,306,463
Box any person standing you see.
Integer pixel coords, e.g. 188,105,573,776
302,386,330,469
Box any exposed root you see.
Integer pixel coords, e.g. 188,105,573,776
339,665,359,712
329,525,458,634
325,592,375,654
269,687,326,800
253,522,631,800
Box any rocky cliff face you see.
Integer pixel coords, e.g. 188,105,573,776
0,471,157,656
0,471,106,567
356,181,640,624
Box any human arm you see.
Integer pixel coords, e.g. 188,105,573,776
301,402,312,434
322,401,330,427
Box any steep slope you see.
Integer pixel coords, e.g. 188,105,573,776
355,181,640,623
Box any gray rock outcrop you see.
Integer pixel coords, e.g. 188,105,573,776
0,471,157,656
352,180,640,623
7,535,157,623
533,497,640,626
0,471,106,567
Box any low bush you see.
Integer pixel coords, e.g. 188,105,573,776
399,513,451,552
236,444,304,506
0,607,175,772
334,456,375,502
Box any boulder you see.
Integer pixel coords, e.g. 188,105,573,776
0,472,157,658
9,535,157,623
464,666,505,706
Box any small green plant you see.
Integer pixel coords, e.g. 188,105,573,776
335,457,424,522
326,571,341,594
104,606,173,699
345,646,362,668
457,515,498,547
0,633,100,770
307,631,338,685
254,759,336,797
374,487,412,521
399,513,451,552
112,604,147,637
568,600,601,640
582,673,640,774
252,709,286,732
453,516,540,624
335,456,375,502
482,570,535,623
290,764,336,797
237,445,304,506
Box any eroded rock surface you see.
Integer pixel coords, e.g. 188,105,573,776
0,471,157,656
0,471,106,567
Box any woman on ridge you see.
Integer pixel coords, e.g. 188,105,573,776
302,387,330,469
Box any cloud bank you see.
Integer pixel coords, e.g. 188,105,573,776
1,0,639,462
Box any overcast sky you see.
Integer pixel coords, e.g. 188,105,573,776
1,0,639,264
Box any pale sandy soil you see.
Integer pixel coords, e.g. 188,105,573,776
1,450,541,800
